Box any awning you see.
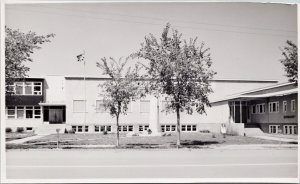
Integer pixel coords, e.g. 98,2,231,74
39,101,66,106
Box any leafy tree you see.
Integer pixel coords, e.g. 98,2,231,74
135,23,216,147
280,40,298,85
5,27,55,92
96,57,144,147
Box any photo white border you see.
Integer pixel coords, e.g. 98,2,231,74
1,0,299,183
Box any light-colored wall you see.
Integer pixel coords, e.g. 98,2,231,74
65,78,273,130
6,119,43,128
44,76,65,103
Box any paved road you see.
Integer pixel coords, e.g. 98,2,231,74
5,148,298,179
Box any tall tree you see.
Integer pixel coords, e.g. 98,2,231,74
135,23,216,147
280,40,298,85
96,57,144,147
5,27,55,91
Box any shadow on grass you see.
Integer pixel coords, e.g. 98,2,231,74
180,140,220,146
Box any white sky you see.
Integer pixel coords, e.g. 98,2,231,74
5,2,297,82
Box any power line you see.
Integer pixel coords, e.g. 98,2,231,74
29,4,297,34
6,7,297,38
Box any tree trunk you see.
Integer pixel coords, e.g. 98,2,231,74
116,115,120,147
176,107,181,148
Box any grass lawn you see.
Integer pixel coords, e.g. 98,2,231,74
6,132,35,142
9,132,292,149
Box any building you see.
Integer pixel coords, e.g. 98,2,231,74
211,82,298,135
5,75,297,135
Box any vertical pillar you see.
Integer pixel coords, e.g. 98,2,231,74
233,101,235,123
240,100,242,123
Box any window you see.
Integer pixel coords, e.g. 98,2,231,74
283,125,297,135
96,125,111,132
139,125,149,132
269,125,279,134
17,107,24,119
107,126,111,132
77,126,83,132
283,101,287,113
256,104,265,114
251,105,256,114
96,100,106,112
161,125,176,132
269,102,279,113
8,82,42,95
85,126,89,132
73,100,86,113
181,125,197,132
291,100,296,112
118,125,133,132
6,106,41,119
72,126,76,132
34,107,41,118
7,107,15,119
140,100,150,113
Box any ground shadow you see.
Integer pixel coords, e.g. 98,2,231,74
180,140,220,146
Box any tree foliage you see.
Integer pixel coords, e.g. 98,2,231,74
135,23,216,146
280,40,298,85
5,27,55,87
96,57,144,146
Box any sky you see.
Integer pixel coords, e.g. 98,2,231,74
5,2,297,82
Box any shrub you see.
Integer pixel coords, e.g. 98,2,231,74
6,128,12,133
16,127,24,133
147,129,152,135
68,129,75,134
103,130,108,135
132,133,139,136
166,133,172,136
64,128,68,134
162,133,166,137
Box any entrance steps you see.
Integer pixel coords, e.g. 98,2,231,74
35,124,71,135
244,128,264,136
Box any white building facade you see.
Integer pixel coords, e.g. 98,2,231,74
7,75,290,135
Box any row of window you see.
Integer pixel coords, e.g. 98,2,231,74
8,82,42,95
71,124,197,133
161,125,197,132
269,125,297,135
6,106,41,119
251,100,296,114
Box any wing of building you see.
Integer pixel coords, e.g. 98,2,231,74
5,76,297,136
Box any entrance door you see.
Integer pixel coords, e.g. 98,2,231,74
49,109,63,124
43,106,66,124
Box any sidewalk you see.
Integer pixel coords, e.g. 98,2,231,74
6,135,47,144
252,135,298,143
211,144,298,150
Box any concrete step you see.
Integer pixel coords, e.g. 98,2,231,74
35,124,70,135
244,127,264,136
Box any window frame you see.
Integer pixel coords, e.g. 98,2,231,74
291,100,296,112
268,102,279,113
6,106,41,119
269,125,279,134
140,100,150,113
7,81,42,96
283,101,287,113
